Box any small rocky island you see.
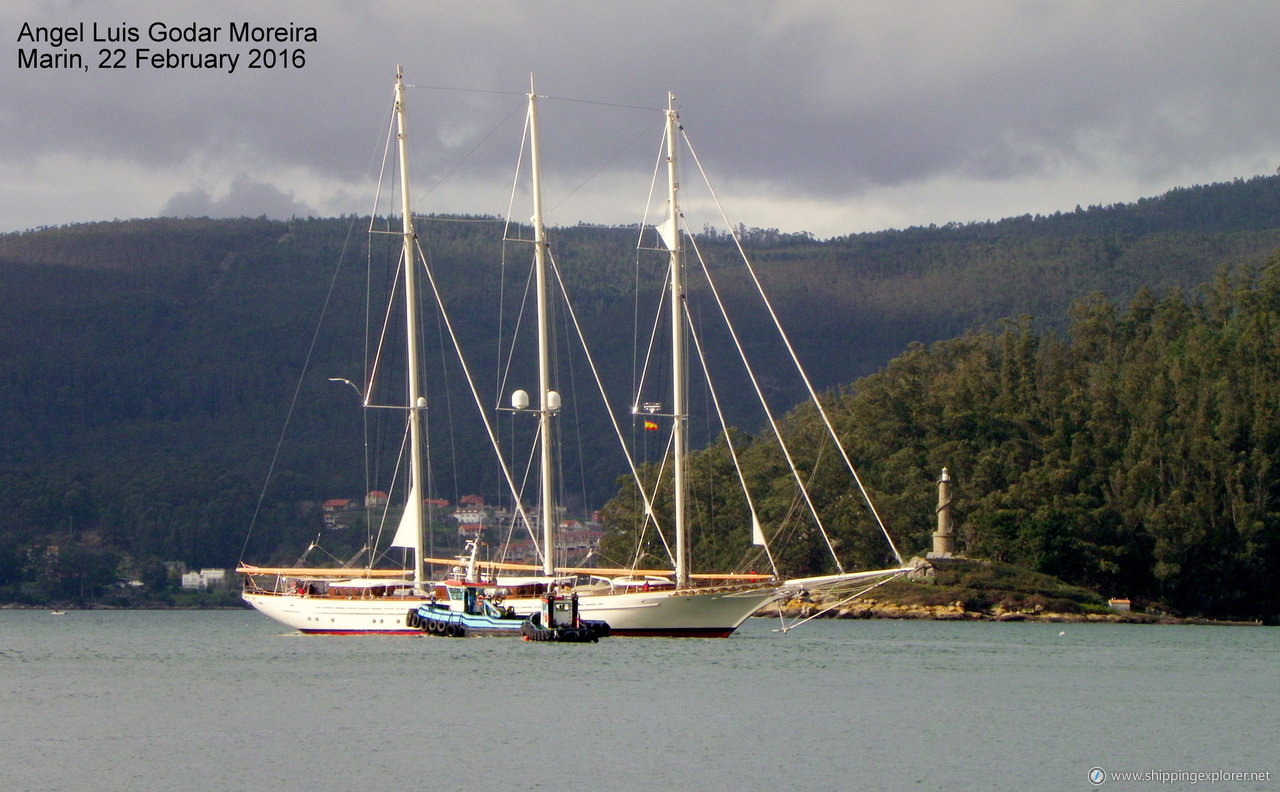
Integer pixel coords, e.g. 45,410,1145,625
761,556,1196,624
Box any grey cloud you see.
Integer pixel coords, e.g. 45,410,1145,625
162,174,314,219
4,1,1280,235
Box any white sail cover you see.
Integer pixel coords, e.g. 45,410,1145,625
658,211,679,252
390,486,420,549
751,514,766,546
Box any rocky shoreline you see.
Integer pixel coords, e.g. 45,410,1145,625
756,596,1256,625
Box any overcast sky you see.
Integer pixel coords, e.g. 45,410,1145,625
5,0,1280,238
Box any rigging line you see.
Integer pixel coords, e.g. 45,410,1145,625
367,419,411,569
496,256,536,409
365,249,405,406
436,304,461,510
493,411,520,566
631,245,641,404
544,246,676,567
637,432,677,569
557,283,591,528
631,124,669,406
497,427,541,563
407,82,526,98
418,273,439,566
518,415,541,543
684,302,780,578
419,231,461,509
242,92,401,563
496,106,533,406
524,424,544,558
367,239,403,548
360,96,404,551
411,237,539,546
550,115,660,217
415,98,524,204
775,571,908,633
502,103,532,246
680,128,903,565
367,96,399,235
238,213,365,563
539,93,660,113
490,414,542,564
683,220,845,573
633,262,670,411
637,124,667,250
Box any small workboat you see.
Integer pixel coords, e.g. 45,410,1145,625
521,593,610,643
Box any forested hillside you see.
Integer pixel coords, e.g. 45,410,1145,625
1,175,1278,612
602,259,1280,620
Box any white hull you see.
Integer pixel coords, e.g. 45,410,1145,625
243,564,913,636
242,591,428,634
244,584,781,637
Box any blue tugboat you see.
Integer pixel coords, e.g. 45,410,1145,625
407,584,525,637
521,592,610,643
405,584,610,640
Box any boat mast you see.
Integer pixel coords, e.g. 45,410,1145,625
664,93,689,589
394,67,428,591
529,76,557,576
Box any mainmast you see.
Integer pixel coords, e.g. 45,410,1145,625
663,93,689,589
529,76,558,576
394,67,428,591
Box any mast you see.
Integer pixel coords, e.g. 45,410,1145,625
529,76,557,576
663,93,689,589
394,67,428,591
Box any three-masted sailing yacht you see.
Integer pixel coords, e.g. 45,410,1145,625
239,72,912,637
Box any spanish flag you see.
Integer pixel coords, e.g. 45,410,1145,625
643,420,659,431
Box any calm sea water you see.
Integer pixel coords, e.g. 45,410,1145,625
2,610,1275,791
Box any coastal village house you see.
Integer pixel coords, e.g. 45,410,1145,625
453,494,492,536
502,517,604,566
321,498,355,529
323,491,453,530
180,568,229,590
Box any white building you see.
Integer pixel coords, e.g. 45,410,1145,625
181,568,229,590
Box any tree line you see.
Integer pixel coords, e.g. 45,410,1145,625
1,176,1279,611
600,259,1280,620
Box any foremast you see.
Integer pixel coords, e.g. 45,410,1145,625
394,66,428,592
